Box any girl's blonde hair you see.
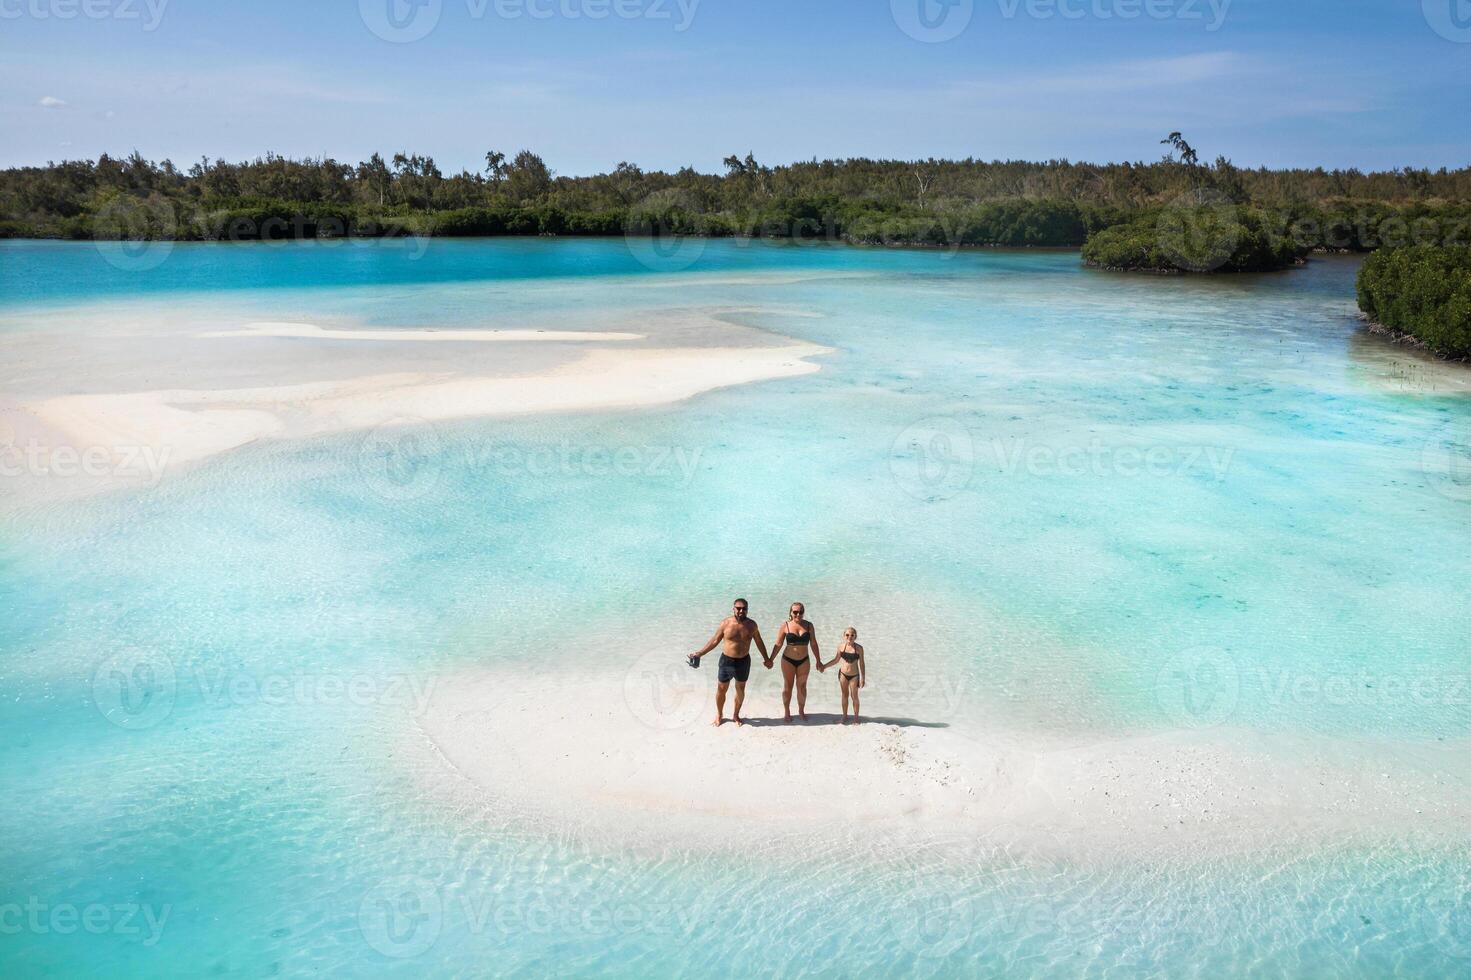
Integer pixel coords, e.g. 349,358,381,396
843,626,858,638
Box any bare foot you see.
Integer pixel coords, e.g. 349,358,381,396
711,716,724,727
783,713,793,723
853,716,862,726
734,715,745,727
798,710,808,722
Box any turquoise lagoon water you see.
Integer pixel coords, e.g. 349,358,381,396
2,238,1470,976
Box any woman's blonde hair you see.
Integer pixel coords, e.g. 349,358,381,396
843,626,858,638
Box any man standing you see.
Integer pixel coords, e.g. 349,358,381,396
688,598,770,726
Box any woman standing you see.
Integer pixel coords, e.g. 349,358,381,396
769,601,819,723
823,627,865,725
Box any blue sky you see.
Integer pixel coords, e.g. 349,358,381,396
3,0,1469,174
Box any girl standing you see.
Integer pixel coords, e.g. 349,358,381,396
822,627,865,725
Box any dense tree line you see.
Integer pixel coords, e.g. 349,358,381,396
1082,205,1308,273
1357,245,1471,359
2,148,1470,261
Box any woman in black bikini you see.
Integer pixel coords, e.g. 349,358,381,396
821,627,865,725
769,602,819,723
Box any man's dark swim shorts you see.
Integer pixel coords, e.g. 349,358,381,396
718,654,751,684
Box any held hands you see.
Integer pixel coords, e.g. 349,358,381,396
764,657,774,670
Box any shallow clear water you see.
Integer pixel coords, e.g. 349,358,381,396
3,238,1470,976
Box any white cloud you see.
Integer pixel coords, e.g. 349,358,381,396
38,96,68,109
948,52,1247,99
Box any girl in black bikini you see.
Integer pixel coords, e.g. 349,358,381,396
770,602,819,723
821,627,865,725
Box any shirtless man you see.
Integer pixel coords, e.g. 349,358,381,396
688,598,770,727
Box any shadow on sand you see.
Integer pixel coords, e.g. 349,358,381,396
737,713,949,729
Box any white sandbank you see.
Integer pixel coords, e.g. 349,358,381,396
1,316,830,505
412,664,1471,862
201,321,644,343
26,345,825,466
